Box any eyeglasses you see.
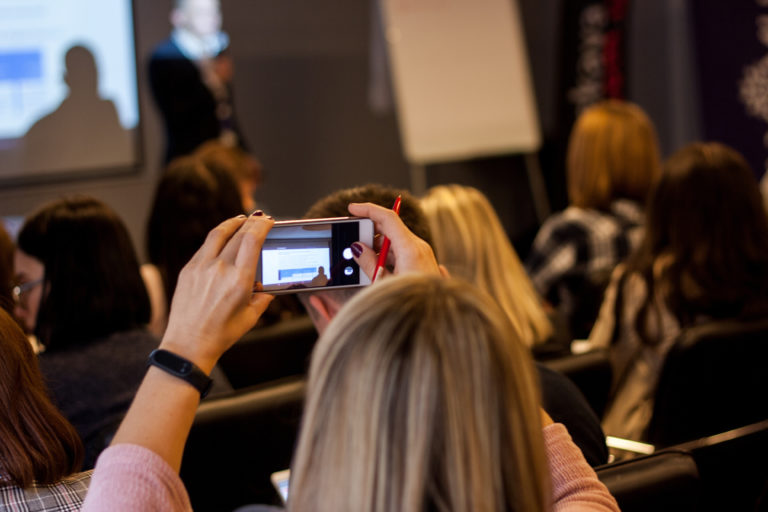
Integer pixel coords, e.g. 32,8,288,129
12,278,43,306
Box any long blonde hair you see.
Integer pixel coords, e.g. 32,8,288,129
567,99,661,210
289,275,550,512
421,184,553,347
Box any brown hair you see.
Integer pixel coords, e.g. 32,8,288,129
289,275,550,512
0,308,83,486
567,99,661,210
195,140,262,186
18,196,151,350
628,142,768,341
303,183,433,248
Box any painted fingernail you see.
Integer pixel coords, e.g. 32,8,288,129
351,242,363,257
252,210,264,216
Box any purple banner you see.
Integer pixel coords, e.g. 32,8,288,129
693,0,768,177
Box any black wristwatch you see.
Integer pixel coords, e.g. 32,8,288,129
147,349,213,398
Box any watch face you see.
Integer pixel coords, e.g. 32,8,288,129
154,349,191,374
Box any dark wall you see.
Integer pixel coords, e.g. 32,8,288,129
223,0,411,217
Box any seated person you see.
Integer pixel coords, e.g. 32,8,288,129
195,139,262,214
301,184,607,466
0,307,92,510
586,142,768,441
82,207,618,511
144,155,244,337
15,197,167,469
526,100,661,339
421,184,558,350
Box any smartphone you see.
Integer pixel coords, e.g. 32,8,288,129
270,469,291,503
256,217,374,294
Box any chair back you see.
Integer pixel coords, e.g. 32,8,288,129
543,349,612,418
180,377,305,512
649,319,768,447
219,315,317,389
596,450,700,512
678,419,768,512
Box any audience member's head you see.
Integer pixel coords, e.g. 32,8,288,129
0,223,14,314
421,184,553,346
567,99,661,210
290,274,549,511
0,307,83,487
195,139,262,213
15,196,150,349
300,184,431,333
630,142,768,325
147,155,244,307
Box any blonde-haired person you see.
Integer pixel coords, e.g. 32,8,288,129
82,206,618,512
422,184,554,348
526,99,661,339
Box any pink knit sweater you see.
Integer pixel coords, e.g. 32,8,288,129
82,423,618,511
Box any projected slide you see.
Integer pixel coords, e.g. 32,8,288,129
0,0,139,181
261,241,331,287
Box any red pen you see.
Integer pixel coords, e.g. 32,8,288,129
372,195,401,282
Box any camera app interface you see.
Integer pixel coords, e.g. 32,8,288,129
259,221,361,292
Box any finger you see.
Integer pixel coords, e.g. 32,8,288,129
218,212,269,265
241,293,274,330
190,216,247,264
348,202,410,246
233,215,274,272
351,241,379,280
250,292,274,311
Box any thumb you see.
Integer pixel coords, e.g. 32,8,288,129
249,292,274,313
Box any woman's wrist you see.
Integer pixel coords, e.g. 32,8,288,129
157,338,219,376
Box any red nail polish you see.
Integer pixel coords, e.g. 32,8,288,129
351,242,363,257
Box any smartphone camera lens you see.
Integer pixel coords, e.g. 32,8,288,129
344,266,354,276
343,247,353,260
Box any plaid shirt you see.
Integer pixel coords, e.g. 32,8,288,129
525,199,644,337
0,471,92,512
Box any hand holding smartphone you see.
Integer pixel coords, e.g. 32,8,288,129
256,217,374,294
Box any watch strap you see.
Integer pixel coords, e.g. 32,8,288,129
147,349,213,398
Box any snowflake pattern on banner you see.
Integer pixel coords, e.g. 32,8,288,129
740,12,768,168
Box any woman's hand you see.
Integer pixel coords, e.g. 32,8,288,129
348,202,440,280
161,213,274,374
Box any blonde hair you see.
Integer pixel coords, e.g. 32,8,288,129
567,99,661,210
421,185,553,347
289,275,550,512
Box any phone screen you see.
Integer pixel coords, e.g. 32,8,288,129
257,218,372,293
271,469,291,503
